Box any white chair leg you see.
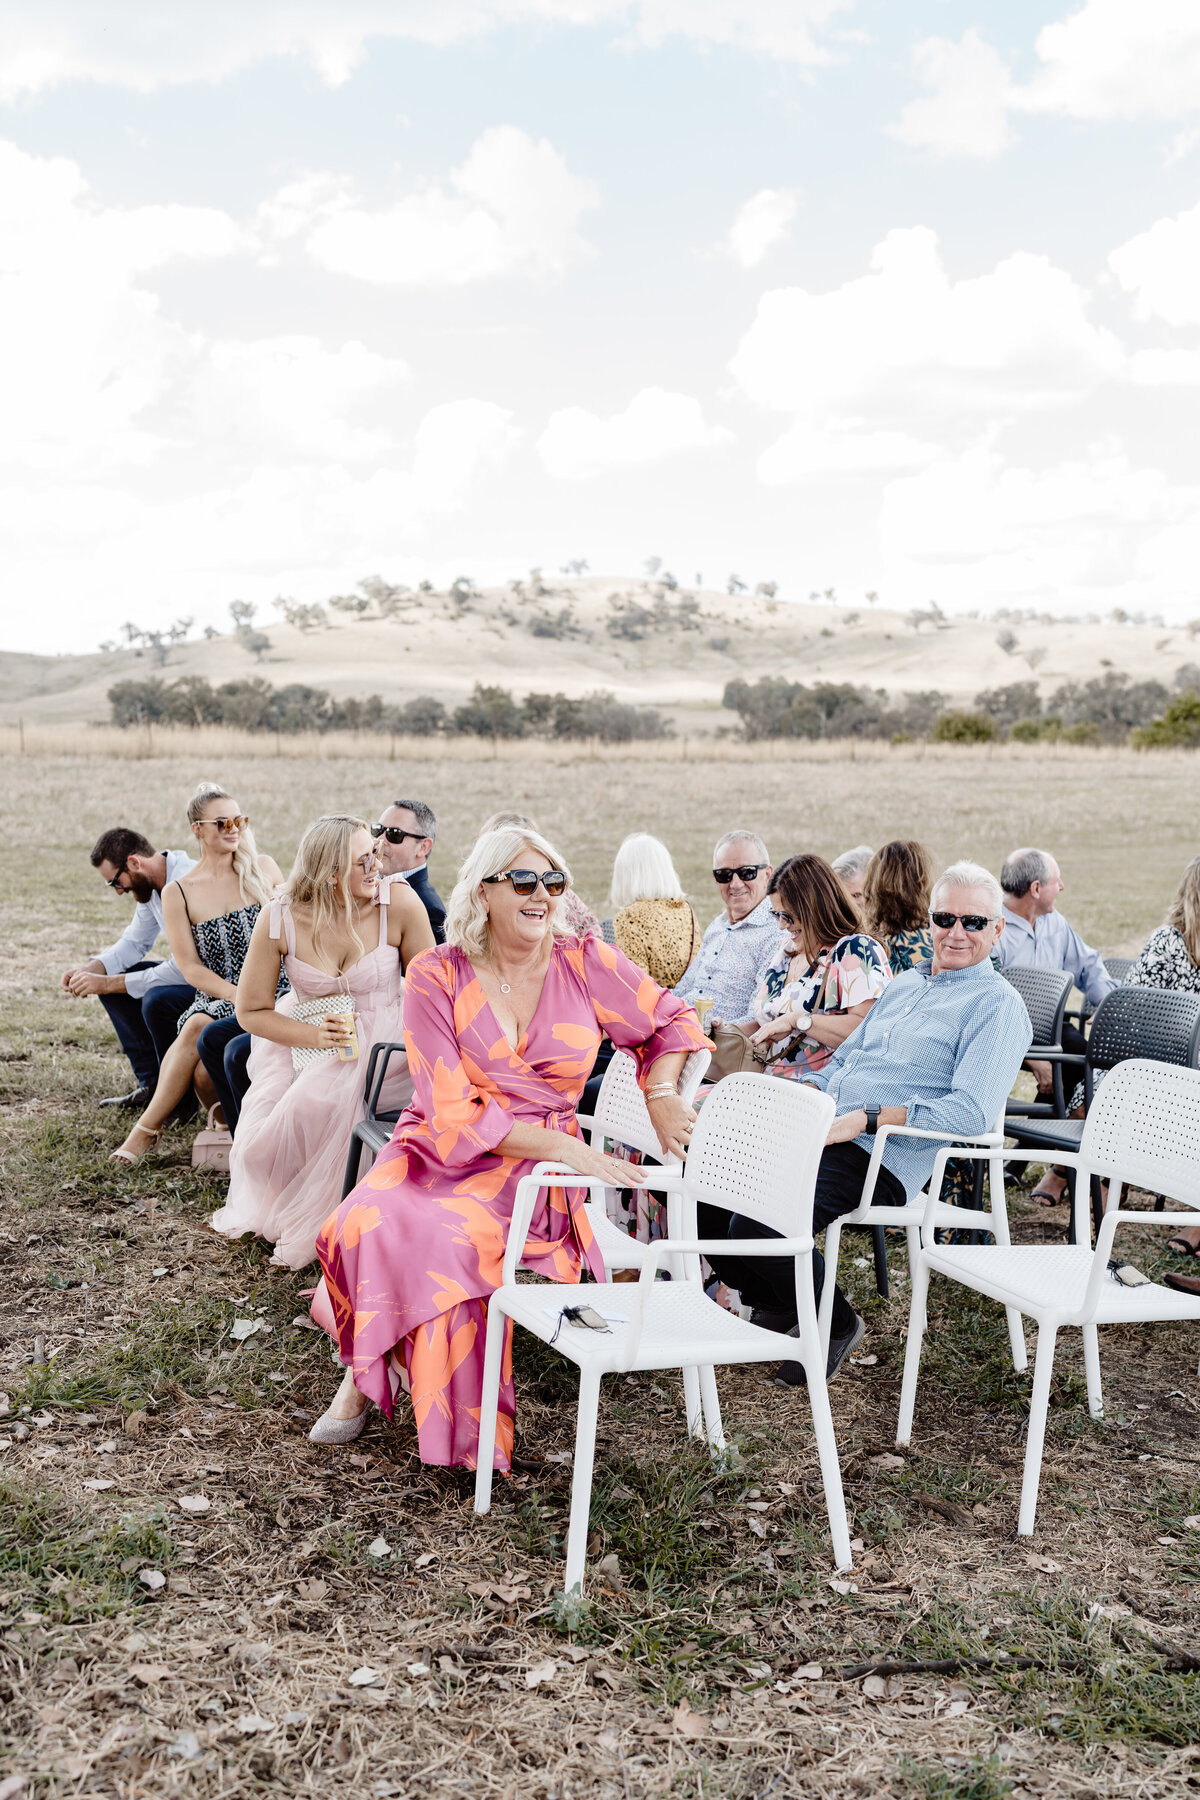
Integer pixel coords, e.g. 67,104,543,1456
698,1363,725,1453
1006,1307,1028,1372
895,1259,930,1446
1082,1323,1103,1418
683,1365,704,1439
793,1308,852,1571
473,1302,507,1516
562,1368,602,1596
1017,1325,1058,1537
817,1226,843,1357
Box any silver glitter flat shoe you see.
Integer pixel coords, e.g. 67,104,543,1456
308,1406,369,1445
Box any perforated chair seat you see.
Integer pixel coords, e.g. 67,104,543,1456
500,1278,802,1370
925,1242,1200,1324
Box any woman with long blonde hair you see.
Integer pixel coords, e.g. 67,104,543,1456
307,822,707,1460
211,815,434,1268
109,781,284,1165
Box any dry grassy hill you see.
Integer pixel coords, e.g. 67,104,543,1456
2,575,1195,729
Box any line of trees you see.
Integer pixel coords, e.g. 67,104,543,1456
722,668,1200,746
107,677,671,743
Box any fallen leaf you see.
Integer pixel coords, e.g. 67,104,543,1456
296,1578,327,1604
851,1354,878,1366
828,1577,857,1595
525,1659,557,1688
235,1714,273,1734
0,1778,28,1800
795,1662,823,1679
348,1667,383,1687
862,1675,887,1698
466,1579,531,1605
596,1552,623,1585
152,1267,169,1278
166,1731,201,1761
407,1660,431,1678
945,1699,969,1717
1088,1602,1131,1622
747,1516,767,1539
413,1552,435,1568
124,1410,148,1437
81,1478,115,1491
672,1700,709,1738
230,1318,262,1341
176,1495,210,1514
867,1453,905,1472
1184,1516,1200,1530
137,1569,166,1591
1025,1554,1063,1575
1157,1535,1177,1546
129,1663,171,1685
367,1536,391,1559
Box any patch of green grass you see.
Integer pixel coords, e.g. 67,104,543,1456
894,1756,1013,1800
0,1474,175,1621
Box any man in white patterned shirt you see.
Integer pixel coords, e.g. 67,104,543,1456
674,830,779,1023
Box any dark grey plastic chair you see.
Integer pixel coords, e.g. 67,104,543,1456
341,1040,406,1198
1001,966,1074,1118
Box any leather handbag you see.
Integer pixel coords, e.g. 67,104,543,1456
708,953,838,1082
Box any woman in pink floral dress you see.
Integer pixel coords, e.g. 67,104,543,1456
308,824,708,1469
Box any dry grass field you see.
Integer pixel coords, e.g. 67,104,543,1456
3,745,1200,1800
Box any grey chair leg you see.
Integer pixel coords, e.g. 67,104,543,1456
871,1224,889,1298
342,1128,366,1200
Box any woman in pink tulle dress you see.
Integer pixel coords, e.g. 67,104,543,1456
211,816,434,1268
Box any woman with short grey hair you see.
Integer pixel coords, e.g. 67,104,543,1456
607,832,700,988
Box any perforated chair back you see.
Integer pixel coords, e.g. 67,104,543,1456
1079,1058,1200,1206
1000,966,1072,1047
685,1071,834,1237
1104,955,1135,986
1085,985,1200,1076
590,1048,710,1161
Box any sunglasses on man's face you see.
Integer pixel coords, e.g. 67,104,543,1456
930,911,996,933
202,815,248,833
371,824,425,844
106,867,129,890
713,865,766,885
484,868,568,898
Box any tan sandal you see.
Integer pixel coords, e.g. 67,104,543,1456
109,1125,162,1166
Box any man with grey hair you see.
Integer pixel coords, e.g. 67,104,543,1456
674,829,778,1022
700,859,1030,1385
997,846,1114,1206
832,844,874,904
372,798,445,942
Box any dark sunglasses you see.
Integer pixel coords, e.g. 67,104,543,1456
371,824,426,844
106,866,129,890
713,864,766,884
930,911,996,932
484,868,568,898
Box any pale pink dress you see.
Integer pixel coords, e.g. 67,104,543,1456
211,881,413,1270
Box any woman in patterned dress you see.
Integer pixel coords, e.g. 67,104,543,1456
861,840,936,976
715,853,890,1080
109,782,283,1164
307,825,709,1467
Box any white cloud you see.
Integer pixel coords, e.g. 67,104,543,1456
730,227,1122,475
410,399,523,511
758,424,941,484
537,387,732,479
891,31,1015,160
285,127,597,286
0,0,852,99
724,189,797,269
1109,202,1200,327
187,337,410,461
1022,0,1200,123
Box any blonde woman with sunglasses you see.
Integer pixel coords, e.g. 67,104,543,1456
306,824,708,1462
109,781,283,1165
211,815,434,1268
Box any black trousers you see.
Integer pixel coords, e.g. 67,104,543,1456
97,963,196,1087
197,1014,253,1134
698,1141,905,1342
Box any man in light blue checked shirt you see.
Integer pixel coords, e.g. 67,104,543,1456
700,860,1031,1386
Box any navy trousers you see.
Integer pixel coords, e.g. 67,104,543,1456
698,1141,905,1341
197,1014,253,1134
98,963,196,1088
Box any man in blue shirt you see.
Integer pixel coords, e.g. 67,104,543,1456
701,861,1031,1384
674,830,779,1022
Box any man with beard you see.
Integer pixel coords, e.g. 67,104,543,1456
61,827,198,1110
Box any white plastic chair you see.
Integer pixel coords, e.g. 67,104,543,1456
818,1113,1024,1369
896,1059,1200,1536
574,1046,711,1276
474,1073,854,1593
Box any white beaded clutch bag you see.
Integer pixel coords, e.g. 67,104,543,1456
291,994,359,1071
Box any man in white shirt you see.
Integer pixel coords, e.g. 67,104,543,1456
674,830,779,1022
61,827,198,1108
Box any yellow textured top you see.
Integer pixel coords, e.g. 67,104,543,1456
613,898,700,989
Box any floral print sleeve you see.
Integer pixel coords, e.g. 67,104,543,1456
768,932,891,1081
1128,926,1200,993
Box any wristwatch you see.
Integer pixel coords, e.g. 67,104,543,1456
862,1108,880,1134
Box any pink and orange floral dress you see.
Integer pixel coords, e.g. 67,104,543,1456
314,935,707,1472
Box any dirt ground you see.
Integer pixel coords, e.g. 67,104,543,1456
3,752,1200,1799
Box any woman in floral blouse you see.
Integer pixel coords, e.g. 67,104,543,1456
717,852,891,1079
862,840,936,975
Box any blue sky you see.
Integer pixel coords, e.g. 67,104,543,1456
3,1,1200,650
